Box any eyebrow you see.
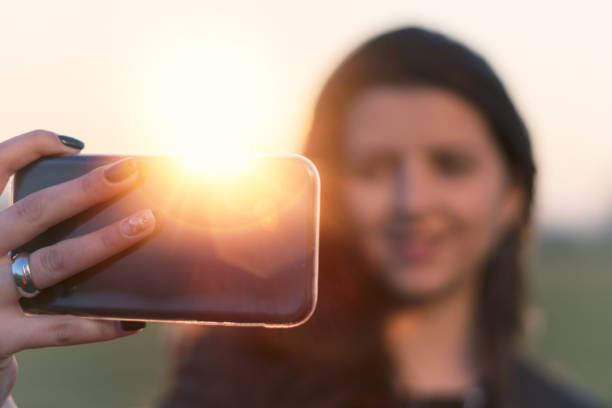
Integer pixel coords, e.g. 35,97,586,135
345,148,401,165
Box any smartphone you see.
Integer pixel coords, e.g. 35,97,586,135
10,154,319,327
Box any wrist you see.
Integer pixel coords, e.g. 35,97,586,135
2,395,17,408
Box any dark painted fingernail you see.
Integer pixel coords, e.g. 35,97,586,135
57,135,85,150
120,321,146,331
104,158,138,182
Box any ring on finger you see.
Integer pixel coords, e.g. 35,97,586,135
10,252,40,298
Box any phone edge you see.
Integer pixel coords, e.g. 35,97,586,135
12,153,321,328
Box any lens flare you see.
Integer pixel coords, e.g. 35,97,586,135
178,149,254,180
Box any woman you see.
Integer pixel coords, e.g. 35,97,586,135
157,27,602,407
0,27,602,407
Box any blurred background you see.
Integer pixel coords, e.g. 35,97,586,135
1,0,611,406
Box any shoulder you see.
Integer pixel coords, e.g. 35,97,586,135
512,357,607,408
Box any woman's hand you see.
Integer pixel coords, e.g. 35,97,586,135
0,130,156,406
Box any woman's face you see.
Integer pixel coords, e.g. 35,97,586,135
342,86,523,302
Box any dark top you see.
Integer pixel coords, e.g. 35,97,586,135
157,330,606,408
512,358,605,408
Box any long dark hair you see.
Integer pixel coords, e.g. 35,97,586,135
159,26,536,408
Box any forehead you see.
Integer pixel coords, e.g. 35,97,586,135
344,86,495,157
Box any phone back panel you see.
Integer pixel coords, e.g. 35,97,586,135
11,155,319,327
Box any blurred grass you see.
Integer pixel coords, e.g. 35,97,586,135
526,233,612,403
6,204,612,406
13,325,169,407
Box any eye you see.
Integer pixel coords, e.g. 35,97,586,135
348,155,398,180
431,149,475,177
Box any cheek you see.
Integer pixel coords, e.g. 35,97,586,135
441,169,510,274
343,180,392,227
342,179,392,251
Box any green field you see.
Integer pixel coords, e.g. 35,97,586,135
526,233,612,403
9,232,612,407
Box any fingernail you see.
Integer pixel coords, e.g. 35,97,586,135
104,158,138,183
121,209,155,236
151,209,165,229
57,135,85,150
120,321,146,331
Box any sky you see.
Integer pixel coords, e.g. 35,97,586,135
0,0,611,232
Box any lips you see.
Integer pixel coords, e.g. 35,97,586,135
386,229,443,262
396,239,438,259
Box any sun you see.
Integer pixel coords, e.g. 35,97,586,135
138,35,306,180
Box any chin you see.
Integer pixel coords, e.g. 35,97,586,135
380,264,465,306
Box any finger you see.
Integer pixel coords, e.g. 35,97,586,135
5,315,143,355
0,209,155,302
0,157,140,254
0,130,84,192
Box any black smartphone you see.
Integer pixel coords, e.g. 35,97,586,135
10,155,319,327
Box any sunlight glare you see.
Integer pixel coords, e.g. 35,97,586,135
143,33,292,180
178,147,254,179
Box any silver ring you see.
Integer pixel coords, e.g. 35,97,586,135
10,252,40,298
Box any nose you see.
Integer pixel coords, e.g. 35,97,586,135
392,159,435,216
